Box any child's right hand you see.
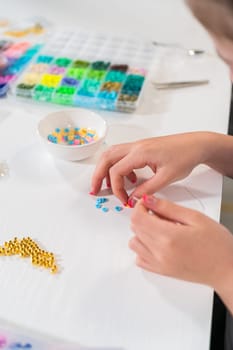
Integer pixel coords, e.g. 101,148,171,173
91,132,212,204
129,195,233,315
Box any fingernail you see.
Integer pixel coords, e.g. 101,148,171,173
124,202,131,208
89,191,95,195
107,183,111,188
127,198,134,208
128,196,139,208
131,179,137,184
142,194,156,205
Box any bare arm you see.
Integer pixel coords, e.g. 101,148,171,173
202,132,233,177
91,131,233,204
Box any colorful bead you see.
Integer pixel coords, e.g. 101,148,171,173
29,63,49,74
33,84,54,102
21,72,41,85
72,60,90,68
105,70,127,82
61,77,79,87
110,64,128,72
54,57,72,67
66,67,87,80
0,83,9,97
102,207,109,213
48,65,66,75
52,86,76,105
96,197,108,204
86,69,106,81
47,127,98,145
115,206,123,212
36,55,54,64
91,61,110,70
40,74,62,88
0,237,58,273
0,336,7,347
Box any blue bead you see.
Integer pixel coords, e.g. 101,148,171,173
115,206,123,212
0,83,9,97
95,203,102,208
102,207,109,212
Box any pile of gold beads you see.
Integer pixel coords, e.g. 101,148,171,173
0,237,58,274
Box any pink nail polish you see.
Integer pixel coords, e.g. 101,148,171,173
128,197,139,208
131,179,137,184
124,202,130,208
143,194,156,205
128,198,134,208
89,191,95,195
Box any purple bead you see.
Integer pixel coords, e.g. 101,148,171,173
61,77,79,87
48,65,66,75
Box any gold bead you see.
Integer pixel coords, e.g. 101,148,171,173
51,265,58,274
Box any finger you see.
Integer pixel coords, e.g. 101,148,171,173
90,144,131,194
131,203,168,245
126,171,137,184
107,170,137,197
142,195,201,225
129,168,171,200
110,153,147,203
105,173,111,188
131,199,181,244
135,256,156,273
128,236,153,261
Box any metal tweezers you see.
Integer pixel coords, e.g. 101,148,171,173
152,79,209,89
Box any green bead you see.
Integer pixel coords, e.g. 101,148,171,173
72,60,90,68
54,57,72,67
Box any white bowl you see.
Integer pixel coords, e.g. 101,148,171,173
38,109,107,161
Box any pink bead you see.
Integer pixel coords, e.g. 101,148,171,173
0,335,7,347
74,139,80,145
0,76,13,84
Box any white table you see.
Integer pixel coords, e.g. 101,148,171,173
0,1,231,349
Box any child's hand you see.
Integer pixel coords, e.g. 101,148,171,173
129,195,233,291
91,132,211,204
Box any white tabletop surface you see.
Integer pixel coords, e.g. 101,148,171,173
0,1,232,349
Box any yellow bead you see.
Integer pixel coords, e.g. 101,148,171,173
67,134,74,141
51,265,58,274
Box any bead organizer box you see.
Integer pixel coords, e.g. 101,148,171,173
14,30,155,112
0,39,42,96
0,319,87,350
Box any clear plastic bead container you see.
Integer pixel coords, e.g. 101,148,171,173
13,29,156,113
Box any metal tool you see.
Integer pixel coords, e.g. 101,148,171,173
152,79,209,89
152,41,205,56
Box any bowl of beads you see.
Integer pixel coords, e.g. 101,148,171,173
38,108,107,161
